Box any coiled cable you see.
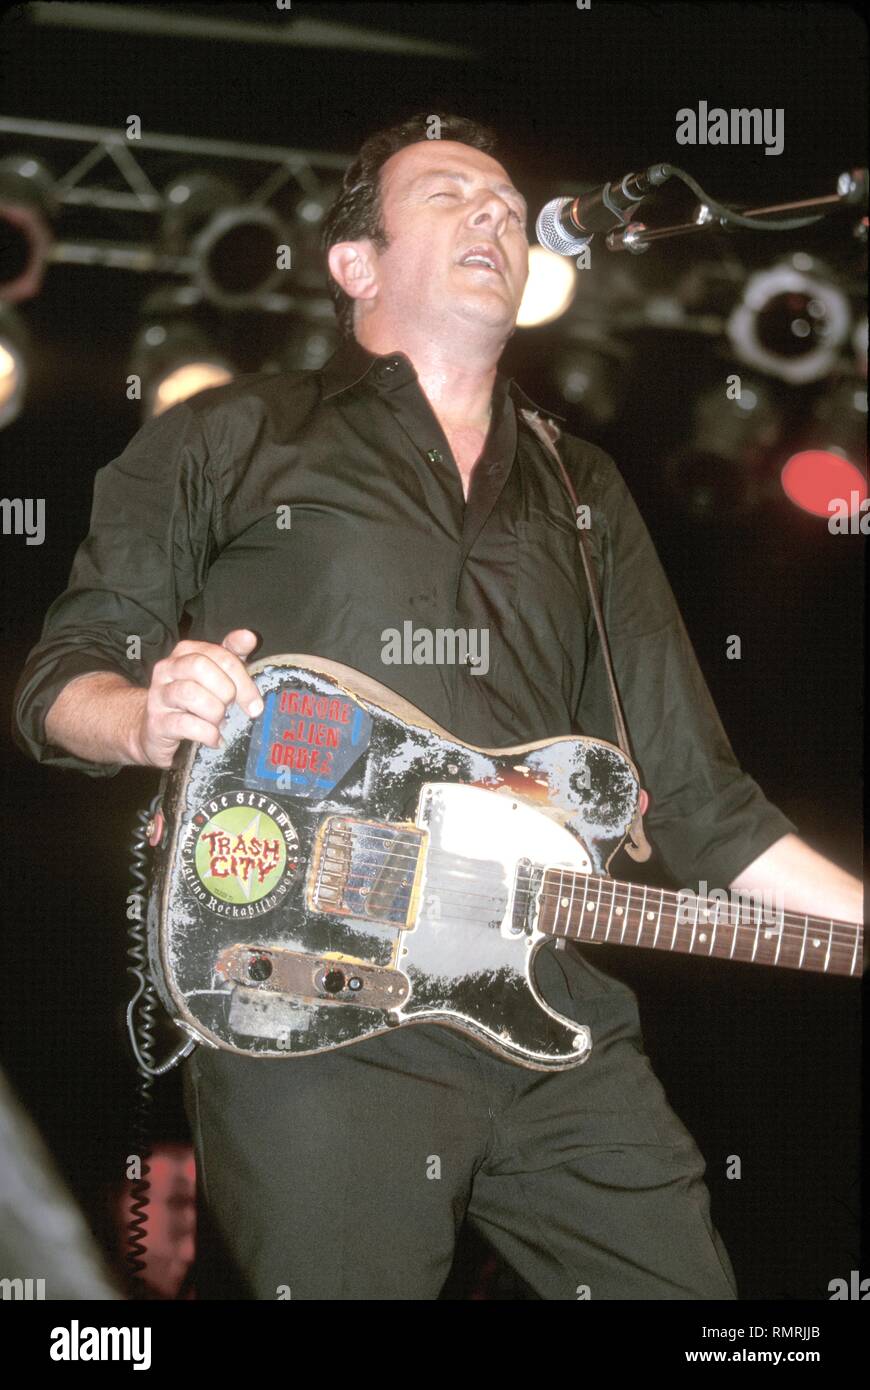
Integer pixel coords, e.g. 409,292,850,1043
125,793,196,1294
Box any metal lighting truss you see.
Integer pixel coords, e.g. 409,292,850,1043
0,114,353,312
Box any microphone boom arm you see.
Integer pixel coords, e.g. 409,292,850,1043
536,163,867,257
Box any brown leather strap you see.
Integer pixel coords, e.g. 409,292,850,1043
520,408,651,862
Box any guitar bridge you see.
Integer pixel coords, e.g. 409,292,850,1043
512,857,545,938
307,816,427,927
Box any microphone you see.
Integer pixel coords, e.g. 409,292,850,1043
536,163,671,255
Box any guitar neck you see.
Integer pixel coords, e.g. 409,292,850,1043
537,870,864,977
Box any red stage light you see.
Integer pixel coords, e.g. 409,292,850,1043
780,450,868,518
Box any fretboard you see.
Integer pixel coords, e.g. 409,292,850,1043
536,869,864,977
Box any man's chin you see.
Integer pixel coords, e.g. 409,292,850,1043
449,292,518,334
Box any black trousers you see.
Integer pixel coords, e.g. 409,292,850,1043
181,942,738,1300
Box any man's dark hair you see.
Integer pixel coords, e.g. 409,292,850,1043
320,111,501,341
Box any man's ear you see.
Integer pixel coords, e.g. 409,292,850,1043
327,241,379,304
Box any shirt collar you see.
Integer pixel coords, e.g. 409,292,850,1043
318,335,565,424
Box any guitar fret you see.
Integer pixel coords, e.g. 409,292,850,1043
652,889,664,949
604,878,616,940
772,908,784,967
703,896,716,954
538,869,860,977
591,876,603,937
565,867,577,939
637,885,646,943
579,872,591,936
849,919,858,976
751,901,762,961
796,912,808,969
689,893,701,954
669,889,679,950
709,896,720,956
706,898,715,947
636,886,647,946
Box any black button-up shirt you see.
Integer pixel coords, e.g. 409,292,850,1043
11,336,794,888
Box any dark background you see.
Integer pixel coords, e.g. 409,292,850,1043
0,0,864,1299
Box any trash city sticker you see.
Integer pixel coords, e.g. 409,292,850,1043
245,684,373,798
181,796,299,918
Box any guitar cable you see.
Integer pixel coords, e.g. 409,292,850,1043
125,792,196,1295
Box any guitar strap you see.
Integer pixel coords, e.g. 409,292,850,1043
519,407,651,863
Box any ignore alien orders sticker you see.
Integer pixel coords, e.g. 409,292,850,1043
245,685,373,798
181,794,298,918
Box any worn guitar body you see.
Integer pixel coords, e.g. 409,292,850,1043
147,655,641,1069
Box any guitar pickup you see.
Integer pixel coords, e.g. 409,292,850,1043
306,816,427,927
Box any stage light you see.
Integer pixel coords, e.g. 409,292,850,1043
129,320,234,418
551,336,631,426
0,304,30,428
150,359,235,415
293,186,340,230
780,451,867,520
255,300,339,376
662,378,782,520
516,246,576,327
0,154,57,304
780,378,867,518
161,171,290,310
726,258,851,384
287,185,342,292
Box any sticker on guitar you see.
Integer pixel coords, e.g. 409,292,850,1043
244,686,373,797
181,796,299,917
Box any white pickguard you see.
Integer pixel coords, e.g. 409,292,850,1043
398,783,594,1062
415,781,592,940
389,783,592,1061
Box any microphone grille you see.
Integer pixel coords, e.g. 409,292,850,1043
535,197,589,257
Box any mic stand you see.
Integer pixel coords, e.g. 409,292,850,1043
604,167,867,254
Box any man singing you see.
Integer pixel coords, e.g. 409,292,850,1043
13,112,861,1300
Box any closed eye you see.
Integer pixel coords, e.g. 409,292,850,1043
430,190,524,223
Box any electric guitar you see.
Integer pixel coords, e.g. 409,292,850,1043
146,655,864,1069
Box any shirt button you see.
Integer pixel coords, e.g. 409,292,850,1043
377,357,401,378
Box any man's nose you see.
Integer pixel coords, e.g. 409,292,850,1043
468,193,510,230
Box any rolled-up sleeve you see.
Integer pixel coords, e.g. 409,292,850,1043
11,401,216,777
574,445,796,889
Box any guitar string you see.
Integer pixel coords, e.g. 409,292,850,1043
303,835,862,942
318,828,860,931
302,884,860,963
304,876,862,944
203,848,860,967
201,825,861,946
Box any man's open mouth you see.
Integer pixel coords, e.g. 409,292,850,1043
457,244,504,276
